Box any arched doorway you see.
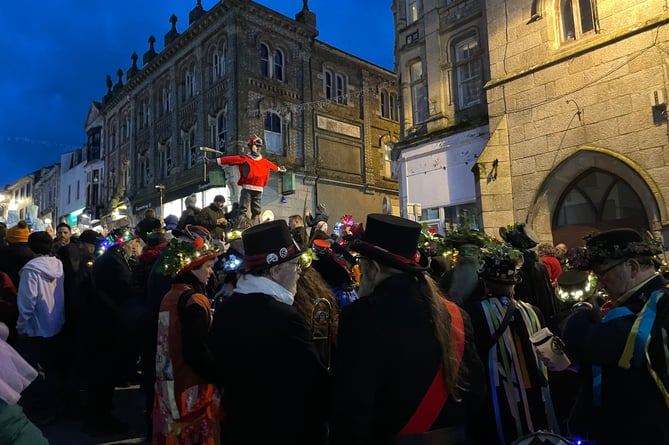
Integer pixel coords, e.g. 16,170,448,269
552,168,648,247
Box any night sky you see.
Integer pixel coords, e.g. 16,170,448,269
0,0,394,186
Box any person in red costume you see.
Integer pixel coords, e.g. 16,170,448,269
212,135,286,227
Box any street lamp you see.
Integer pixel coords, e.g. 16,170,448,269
154,184,165,218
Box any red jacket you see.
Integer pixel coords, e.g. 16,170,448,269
216,154,279,190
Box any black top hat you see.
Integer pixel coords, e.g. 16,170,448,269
351,214,429,272
241,220,301,272
499,223,539,249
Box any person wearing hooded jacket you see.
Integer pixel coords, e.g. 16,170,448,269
15,231,66,426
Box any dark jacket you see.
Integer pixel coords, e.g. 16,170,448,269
331,274,485,445
291,226,309,251
177,205,201,230
0,243,36,289
514,250,561,319
561,274,669,445
209,291,331,445
197,203,228,240
135,216,162,243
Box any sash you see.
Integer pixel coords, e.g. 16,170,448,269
398,299,465,435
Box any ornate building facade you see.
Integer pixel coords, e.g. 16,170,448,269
97,0,399,227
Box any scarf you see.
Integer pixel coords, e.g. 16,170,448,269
234,274,294,305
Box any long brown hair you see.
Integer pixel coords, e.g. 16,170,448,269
418,272,463,401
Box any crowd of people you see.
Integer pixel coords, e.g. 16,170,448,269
0,203,668,445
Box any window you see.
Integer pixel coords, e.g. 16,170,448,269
260,43,270,77
264,112,283,155
160,84,171,114
67,184,71,204
159,141,172,178
185,69,195,99
325,71,333,100
409,60,428,124
406,0,419,24
383,143,397,179
76,180,80,200
560,0,596,41
381,90,399,120
213,43,226,80
216,112,227,151
324,68,348,105
274,50,284,82
183,127,197,168
454,37,482,109
336,74,347,105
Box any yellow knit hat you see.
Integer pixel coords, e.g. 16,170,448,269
6,221,30,244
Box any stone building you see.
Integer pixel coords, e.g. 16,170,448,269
477,0,669,247
392,0,491,231
96,0,399,228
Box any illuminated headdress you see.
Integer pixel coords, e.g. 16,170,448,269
156,225,222,277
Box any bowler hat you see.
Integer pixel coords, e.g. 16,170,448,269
351,214,429,272
241,219,301,272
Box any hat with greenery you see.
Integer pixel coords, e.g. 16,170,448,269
156,225,221,277
478,240,525,283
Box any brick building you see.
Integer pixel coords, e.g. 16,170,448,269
97,0,399,228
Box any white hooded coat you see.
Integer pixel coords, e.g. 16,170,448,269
16,256,65,338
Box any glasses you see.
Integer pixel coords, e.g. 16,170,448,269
288,259,302,273
594,259,627,278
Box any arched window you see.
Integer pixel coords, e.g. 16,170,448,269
274,50,284,81
409,60,428,124
553,169,648,245
213,42,226,80
453,35,482,109
260,44,270,77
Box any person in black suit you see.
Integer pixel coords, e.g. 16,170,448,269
331,214,485,445
208,220,331,445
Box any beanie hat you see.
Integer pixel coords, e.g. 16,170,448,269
185,193,197,207
163,214,179,231
28,231,53,255
6,221,29,244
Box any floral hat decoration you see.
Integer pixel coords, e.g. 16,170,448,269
478,240,525,283
156,224,222,277
584,228,664,267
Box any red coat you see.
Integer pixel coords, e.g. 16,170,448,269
216,154,279,190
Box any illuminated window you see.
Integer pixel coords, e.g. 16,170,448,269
406,0,419,24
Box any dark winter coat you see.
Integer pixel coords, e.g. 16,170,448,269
0,242,36,288
177,205,201,230
291,226,309,251
208,291,331,445
196,203,228,240
561,274,669,445
514,250,560,319
331,273,485,445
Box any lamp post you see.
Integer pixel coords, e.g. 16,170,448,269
155,184,165,218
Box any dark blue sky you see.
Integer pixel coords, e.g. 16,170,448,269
0,0,394,187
